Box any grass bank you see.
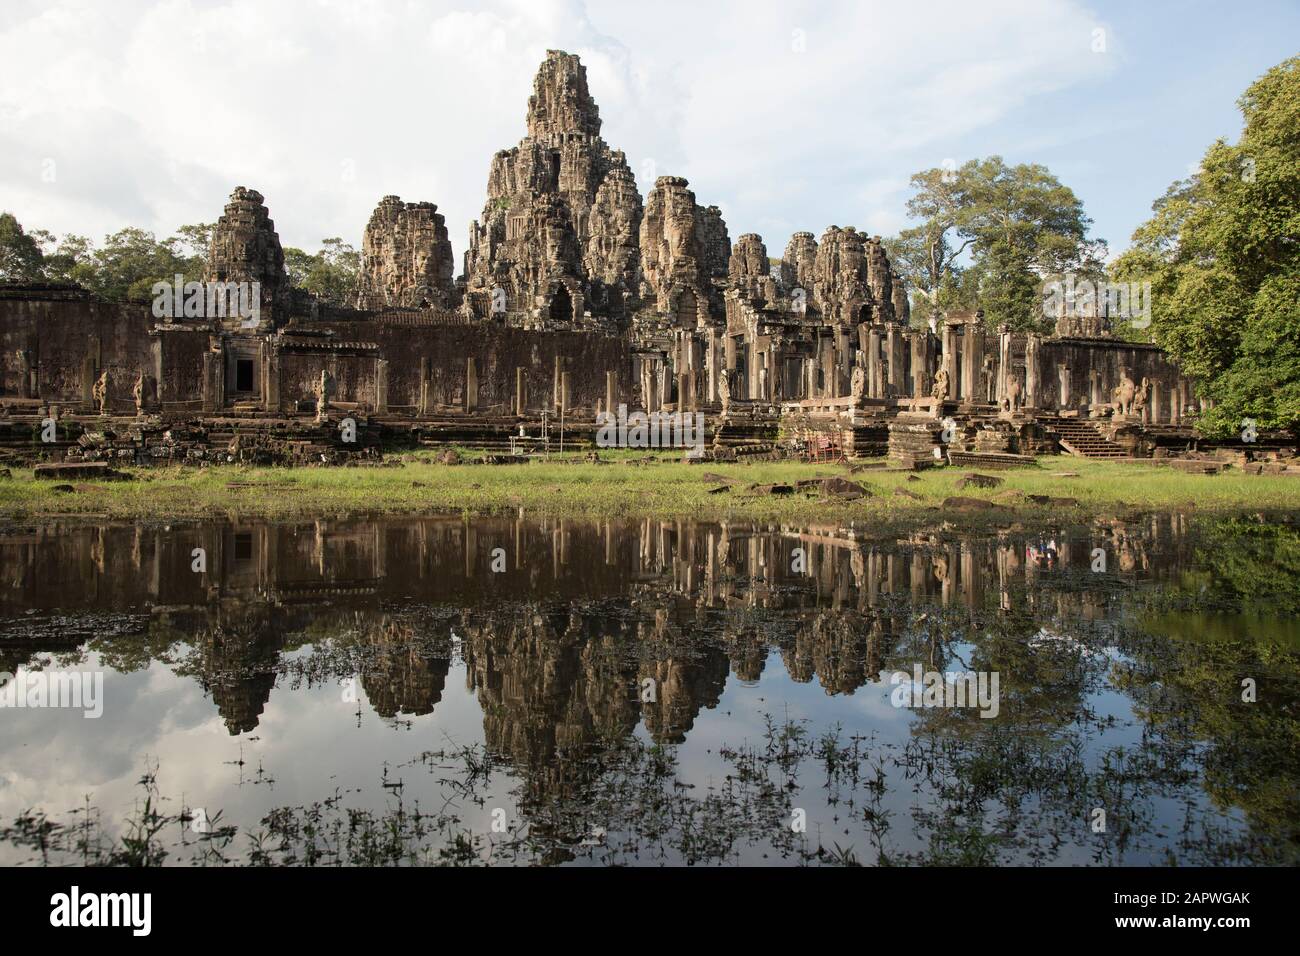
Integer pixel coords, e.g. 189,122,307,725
1,451,1296,526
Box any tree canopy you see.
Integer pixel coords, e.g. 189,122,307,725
1110,55,1300,438
886,157,1104,331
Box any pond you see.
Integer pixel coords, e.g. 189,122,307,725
1,512,1297,865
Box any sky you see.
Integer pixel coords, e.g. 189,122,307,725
0,0,1295,264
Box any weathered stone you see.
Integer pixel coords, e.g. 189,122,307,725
357,196,455,309
729,233,774,305
207,186,290,321
954,472,1004,489
639,176,729,322
819,476,870,499
463,50,639,328
780,232,818,295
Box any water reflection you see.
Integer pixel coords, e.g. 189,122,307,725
0,513,1296,865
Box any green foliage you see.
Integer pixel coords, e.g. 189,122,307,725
1111,55,1300,437
0,213,213,302
283,237,360,306
0,212,46,281
886,157,1103,330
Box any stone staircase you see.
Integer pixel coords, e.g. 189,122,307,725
1047,418,1128,459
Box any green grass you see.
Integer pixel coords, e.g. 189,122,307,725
0,452,1296,525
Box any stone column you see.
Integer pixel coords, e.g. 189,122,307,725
1024,334,1040,408
886,323,902,398
514,365,526,417
1057,364,1071,409
942,323,958,398
606,370,616,415
375,358,388,414
909,332,929,399
996,328,1012,406
465,357,478,413
264,341,281,412
1148,379,1161,424
867,327,882,399
961,323,984,403
418,358,430,416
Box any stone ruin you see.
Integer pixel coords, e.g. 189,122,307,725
0,48,1262,471
356,196,455,310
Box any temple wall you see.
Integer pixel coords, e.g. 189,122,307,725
155,330,207,406
1033,338,1190,420
287,320,633,414
0,295,154,407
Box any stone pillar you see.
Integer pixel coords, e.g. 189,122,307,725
375,359,388,414
1057,364,1071,409
908,333,927,399
606,370,616,415
81,354,95,406
873,329,883,400
202,338,224,413
263,342,281,412
418,358,430,416
1024,334,1039,408
552,356,563,411
996,328,1012,406
886,323,902,398
514,366,526,417
561,371,571,416
465,357,478,413
942,323,958,398
1148,379,1161,424
15,350,31,399
961,323,984,403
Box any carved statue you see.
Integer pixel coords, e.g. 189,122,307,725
1112,374,1137,417
92,370,109,416
850,364,867,402
931,367,950,403
1002,374,1023,414
132,372,145,416
1133,377,1149,414
717,367,732,413
314,370,330,423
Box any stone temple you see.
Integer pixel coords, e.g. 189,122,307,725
0,50,1242,468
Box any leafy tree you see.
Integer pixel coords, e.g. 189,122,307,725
0,212,46,282
68,228,192,302
284,237,360,306
887,158,1103,330
167,222,214,276
1110,56,1300,438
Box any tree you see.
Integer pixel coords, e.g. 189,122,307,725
70,228,193,302
284,238,360,306
887,158,1103,330
0,213,46,282
1111,55,1300,438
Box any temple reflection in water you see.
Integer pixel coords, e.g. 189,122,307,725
0,512,1189,745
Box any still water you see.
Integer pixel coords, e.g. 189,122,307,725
1,513,1297,865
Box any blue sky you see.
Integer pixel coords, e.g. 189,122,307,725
970,0,1299,255
0,0,1293,260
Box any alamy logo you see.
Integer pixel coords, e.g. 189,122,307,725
0,668,103,718
890,664,1000,718
152,275,260,328
1042,274,1151,329
596,403,705,452
50,886,151,936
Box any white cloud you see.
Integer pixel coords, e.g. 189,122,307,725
0,0,1111,259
